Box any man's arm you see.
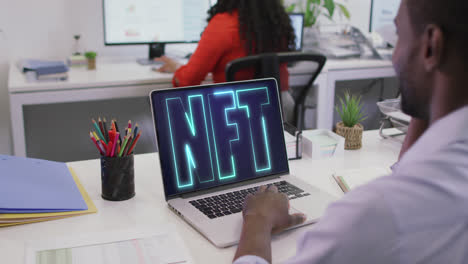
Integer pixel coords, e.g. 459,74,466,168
399,118,429,160
234,215,272,262
233,185,306,263
233,183,399,264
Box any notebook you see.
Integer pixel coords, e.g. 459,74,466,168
0,167,97,227
333,167,392,193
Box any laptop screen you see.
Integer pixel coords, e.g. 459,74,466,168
150,79,289,198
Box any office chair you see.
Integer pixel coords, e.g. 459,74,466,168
225,52,326,131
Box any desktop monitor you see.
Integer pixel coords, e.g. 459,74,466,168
102,0,211,64
369,0,401,32
289,13,304,51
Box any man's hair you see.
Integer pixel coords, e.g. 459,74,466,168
206,0,296,55
407,0,468,58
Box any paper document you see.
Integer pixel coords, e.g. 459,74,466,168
26,227,193,264
0,155,88,213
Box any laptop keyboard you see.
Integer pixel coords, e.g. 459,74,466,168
189,181,310,219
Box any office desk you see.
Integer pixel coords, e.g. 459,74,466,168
0,129,402,264
8,58,394,159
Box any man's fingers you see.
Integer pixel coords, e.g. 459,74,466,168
257,185,267,193
266,185,278,193
288,213,307,227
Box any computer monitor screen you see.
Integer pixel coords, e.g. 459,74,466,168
289,13,304,51
150,79,289,198
103,0,211,45
369,0,401,32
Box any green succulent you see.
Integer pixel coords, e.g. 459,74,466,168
335,90,367,128
286,0,350,27
84,51,97,59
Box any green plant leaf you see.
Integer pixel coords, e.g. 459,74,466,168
335,90,367,127
323,0,335,18
286,3,296,13
337,3,351,19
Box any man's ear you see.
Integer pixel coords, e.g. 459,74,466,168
422,24,445,71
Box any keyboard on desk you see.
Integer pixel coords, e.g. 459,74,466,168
189,181,311,219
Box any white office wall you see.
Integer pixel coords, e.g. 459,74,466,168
0,0,74,155
69,0,146,58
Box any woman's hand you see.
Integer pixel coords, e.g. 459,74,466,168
154,56,181,73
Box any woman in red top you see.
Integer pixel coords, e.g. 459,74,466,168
156,0,296,92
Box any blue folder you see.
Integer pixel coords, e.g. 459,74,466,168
21,59,69,76
0,155,88,213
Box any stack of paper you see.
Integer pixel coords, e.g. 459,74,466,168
0,155,97,227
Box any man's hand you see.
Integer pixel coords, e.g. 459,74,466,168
243,185,306,234
154,56,181,73
233,185,306,263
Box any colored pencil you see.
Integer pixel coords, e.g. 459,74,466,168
126,131,141,155
92,118,107,144
98,117,105,137
122,135,132,156
111,132,119,157
126,120,132,136
108,130,116,147
90,132,104,155
92,131,100,141
114,120,122,143
103,118,109,142
106,141,113,157
133,124,139,139
97,140,107,155
118,135,130,157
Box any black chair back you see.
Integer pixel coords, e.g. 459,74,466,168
225,52,327,130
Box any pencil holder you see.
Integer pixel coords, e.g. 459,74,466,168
100,154,135,201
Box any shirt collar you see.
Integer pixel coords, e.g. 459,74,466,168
400,105,468,164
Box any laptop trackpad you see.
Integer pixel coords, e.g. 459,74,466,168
289,206,303,216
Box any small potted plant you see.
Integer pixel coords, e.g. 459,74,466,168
335,90,366,150
84,51,97,70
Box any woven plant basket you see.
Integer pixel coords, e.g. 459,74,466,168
87,58,96,70
335,122,363,150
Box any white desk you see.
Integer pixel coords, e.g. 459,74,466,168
0,130,402,264
8,58,394,157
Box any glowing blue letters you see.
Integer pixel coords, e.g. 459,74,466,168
165,87,273,190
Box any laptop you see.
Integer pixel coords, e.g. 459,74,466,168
150,78,337,248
